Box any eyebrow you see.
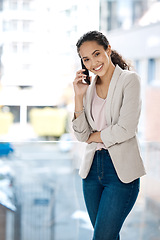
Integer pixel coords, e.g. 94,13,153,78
82,50,100,59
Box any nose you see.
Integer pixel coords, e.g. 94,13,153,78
90,58,98,69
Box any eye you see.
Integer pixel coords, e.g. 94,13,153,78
95,52,100,57
84,58,89,62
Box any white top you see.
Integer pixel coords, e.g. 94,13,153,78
92,86,108,150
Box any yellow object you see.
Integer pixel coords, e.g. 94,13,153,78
30,107,67,137
0,112,14,135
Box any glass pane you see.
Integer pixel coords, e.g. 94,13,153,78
0,0,160,239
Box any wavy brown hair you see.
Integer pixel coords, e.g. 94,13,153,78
76,30,130,70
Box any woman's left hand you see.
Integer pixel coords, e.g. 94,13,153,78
86,132,102,144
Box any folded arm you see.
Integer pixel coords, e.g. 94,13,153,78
72,111,92,142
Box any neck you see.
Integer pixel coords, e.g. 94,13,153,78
98,62,115,85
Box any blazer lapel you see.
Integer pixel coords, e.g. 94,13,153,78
85,76,98,130
85,65,122,129
105,65,123,125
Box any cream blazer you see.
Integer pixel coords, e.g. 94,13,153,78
72,65,146,183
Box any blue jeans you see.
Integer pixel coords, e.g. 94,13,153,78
82,149,140,240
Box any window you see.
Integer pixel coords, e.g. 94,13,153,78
12,42,18,53
0,0,3,10
148,58,156,84
22,64,31,71
23,20,34,32
107,1,117,31
3,20,18,31
3,20,10,31
22,42,32,53
135,60,140,74
11,20,18,31
132,0,146,25
22,0,32,10
9,0,18,10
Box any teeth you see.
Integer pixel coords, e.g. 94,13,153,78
95,65,102,71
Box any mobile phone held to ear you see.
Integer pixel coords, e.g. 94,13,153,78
81,59,91,85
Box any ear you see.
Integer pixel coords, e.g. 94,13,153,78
107,45,112,56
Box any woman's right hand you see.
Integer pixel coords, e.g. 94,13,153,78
73,69,91,97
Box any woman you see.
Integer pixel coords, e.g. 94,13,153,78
72,31,146,240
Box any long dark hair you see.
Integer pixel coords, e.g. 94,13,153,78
76,30,130,70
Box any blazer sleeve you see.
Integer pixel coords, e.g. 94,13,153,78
72,111,92,142
101,72,141,148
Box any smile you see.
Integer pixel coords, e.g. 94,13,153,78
94,64,103,71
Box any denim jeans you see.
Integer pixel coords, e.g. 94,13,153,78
82,149,140,240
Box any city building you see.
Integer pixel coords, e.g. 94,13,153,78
0,0,99,137
99,0,160,142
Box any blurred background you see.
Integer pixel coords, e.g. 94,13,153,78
0,0,160,239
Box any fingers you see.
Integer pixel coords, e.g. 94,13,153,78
76,69,86,80
77,69,86,75
73,69,87,84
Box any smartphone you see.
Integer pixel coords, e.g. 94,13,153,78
81,59,91,85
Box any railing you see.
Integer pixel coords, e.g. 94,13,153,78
0,141,160,240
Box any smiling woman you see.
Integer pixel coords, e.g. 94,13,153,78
76,31,129,69
72,31,146,240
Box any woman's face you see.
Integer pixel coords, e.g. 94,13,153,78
79,41,111,78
